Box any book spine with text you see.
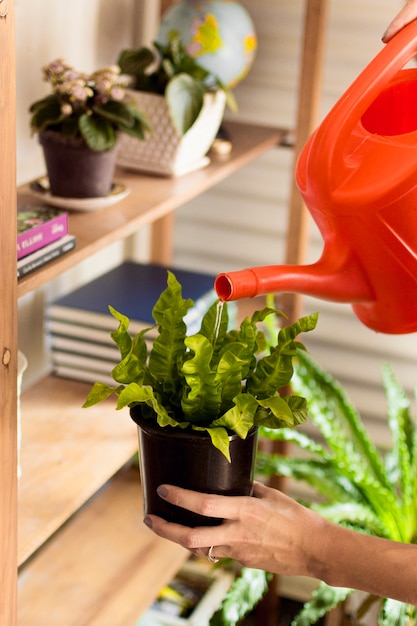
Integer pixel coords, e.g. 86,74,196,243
17,210,69,259
18,234,76,279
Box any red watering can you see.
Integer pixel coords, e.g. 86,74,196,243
215,21,417,334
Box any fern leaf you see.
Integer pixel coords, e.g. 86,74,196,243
256,453,365,504
259,426,329,457
382,363,415,540
310,502,388,537
181,334,221,421
411,381,417,534
247,314,318,399
345,470,406,540
209,568,271,626
215,342,252,411
379,598,416,626
229,314,259,381
148,271,192,402
291,583,352,626
293,350,389,489
199,300,229,366
293,351,406,539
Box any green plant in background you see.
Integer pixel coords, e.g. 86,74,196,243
209,567,272,626
117,34,237,135
29,58,150,151
257,348,417,626
83,271,318,461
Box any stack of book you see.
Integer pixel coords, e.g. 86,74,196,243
17,205,76,279
46,261,222,385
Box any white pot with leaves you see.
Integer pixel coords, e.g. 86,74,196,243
115,36,237,176
83,271,318,528
255,349,417,626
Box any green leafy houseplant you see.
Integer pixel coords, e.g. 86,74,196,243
257,349,417,626
83,279,316,625
29,58,150,151
117,35,237,136
83,271,318,461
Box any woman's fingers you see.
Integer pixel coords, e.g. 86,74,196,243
382,1,417,42
252,480,277,499
155,484,247,521
144,512,234,559
143,484,258,558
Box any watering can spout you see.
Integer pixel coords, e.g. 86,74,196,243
214,256,373,304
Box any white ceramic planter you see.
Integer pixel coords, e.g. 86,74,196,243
117,89,226,177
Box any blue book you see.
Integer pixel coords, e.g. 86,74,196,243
47,261,218,335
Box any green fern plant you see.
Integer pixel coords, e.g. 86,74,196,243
257,349,417,626
83,272,318,461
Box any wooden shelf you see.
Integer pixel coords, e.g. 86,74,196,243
18,466,189,626
17,121,286,298
15,120,286,622
18,376,138,566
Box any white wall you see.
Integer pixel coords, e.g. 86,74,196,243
16,0,417,448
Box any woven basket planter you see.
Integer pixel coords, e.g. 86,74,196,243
117,89,226,177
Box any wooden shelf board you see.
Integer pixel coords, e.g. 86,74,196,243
18,375,138,566
17,121,285,298
18,467,189,626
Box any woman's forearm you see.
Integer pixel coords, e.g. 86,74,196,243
316,522,417,604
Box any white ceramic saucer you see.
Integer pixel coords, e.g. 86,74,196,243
29,176,130,211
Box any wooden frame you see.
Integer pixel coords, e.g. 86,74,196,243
0,2,17,624
282,0,330,324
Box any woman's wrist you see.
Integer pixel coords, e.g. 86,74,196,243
301,514,337,583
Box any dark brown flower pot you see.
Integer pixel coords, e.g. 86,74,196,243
130,407,259,527
39,130,119,198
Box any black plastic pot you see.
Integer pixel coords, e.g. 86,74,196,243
39,130,119,198
130,407,259,527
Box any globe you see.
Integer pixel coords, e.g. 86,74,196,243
157,0,257,88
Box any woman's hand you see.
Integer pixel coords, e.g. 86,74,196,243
383,0,417,42
144,481,330,579
144,482,417,605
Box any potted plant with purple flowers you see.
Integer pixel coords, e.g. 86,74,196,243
29,58,150,198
